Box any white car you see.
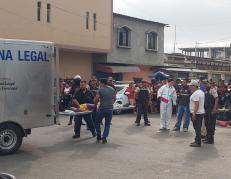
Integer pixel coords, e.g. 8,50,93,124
113,84,134,114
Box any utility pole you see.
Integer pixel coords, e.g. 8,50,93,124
173,25,176,53
195,41,198,68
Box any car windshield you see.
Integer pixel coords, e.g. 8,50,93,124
115,86,124,92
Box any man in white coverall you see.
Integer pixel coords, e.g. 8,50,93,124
157,79,177,130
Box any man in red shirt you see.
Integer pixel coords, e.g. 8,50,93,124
125,82,135,106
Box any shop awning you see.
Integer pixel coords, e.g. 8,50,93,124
161,68,208,73
96,64,140,73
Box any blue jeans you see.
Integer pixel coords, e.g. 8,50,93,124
95,109,113,140
175,105,190,129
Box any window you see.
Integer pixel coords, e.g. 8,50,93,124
93,13,97,31
47,3,51,23
212,74,221,84
225,75,231,83
86,12,89,29
146,32,158,50
177,73,189,79
118,27,131,47
37,1,41,21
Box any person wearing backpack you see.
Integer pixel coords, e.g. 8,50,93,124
203,82,219,144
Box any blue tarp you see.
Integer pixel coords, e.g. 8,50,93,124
149,71,170,81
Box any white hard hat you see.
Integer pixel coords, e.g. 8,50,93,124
73,75,81,80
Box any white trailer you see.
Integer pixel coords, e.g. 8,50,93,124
0,39,59,155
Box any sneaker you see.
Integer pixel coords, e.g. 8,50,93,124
92,133,96,138
190,142,201,147
159,127,166,131
172,127,180,131
183,128,188,132
96,134,101,140
136,123,140,126
102,139,107,144
72,134,80,139
144,123,151,126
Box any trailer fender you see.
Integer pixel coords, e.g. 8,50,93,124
0,121,26,137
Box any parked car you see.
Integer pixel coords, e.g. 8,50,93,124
113,84,134,114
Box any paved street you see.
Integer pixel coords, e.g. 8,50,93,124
1,113,231,179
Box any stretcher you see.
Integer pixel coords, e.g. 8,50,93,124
59,110,93,116
59,105,136,116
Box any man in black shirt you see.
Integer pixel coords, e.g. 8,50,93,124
89,77,99,97
68,75,81,125
173,79,191,132
203,82,218,144
89,77,99,124
72,80,96,139
107,77,116,91
135,80,151,126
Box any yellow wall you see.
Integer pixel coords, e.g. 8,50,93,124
59,50,92,81
0,0,112,53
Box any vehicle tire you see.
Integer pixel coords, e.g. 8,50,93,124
0,124,23,155
114,109,122,115
0,173,16,179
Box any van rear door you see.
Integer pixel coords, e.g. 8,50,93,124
0,40,56,129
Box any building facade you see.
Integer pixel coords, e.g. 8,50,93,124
95,13,166,81
164,46,231,83
0,0,113,80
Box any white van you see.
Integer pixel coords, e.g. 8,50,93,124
0,39,59,155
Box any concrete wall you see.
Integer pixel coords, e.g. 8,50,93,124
59,50,92,81
0,0,112,53
107,14,165,66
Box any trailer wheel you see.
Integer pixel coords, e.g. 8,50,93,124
0,124,23,155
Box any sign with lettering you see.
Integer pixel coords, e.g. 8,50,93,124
0,50,48,62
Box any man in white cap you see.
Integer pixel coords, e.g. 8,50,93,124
189,80,205,147
157,78,177,130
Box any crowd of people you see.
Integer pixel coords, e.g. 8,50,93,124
60,75,116,144
130,77,231,147
59,75,231,147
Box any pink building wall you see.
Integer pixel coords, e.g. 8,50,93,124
123,66,152,82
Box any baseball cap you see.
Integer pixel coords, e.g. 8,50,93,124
188,80,199,86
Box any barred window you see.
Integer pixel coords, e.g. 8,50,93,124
118,27,131,47
147,32,158,50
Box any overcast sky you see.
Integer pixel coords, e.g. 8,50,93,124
113,0,231,53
